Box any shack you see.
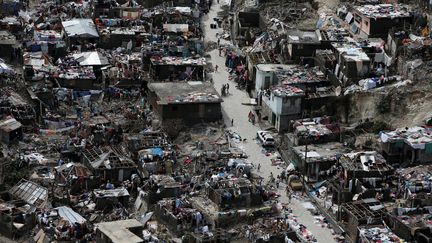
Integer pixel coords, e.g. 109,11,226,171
290,142,347,182
55,162,93,195
236,12,264,46
0,117,22,144
138,147,174,176
0,180,47,238
125,132,170,155
93,188,130,210
396,165,432,207
257,65,331,132
140,175,182,208
62,19,100,48
0,31,16,62
154,197,206,235
331,151,394,203
340,198,387,242
388,206,432,242
331,41,370,86
148,81,222,127
149,56,206,81
352,4,413,38
8,179,48,208
206,178,263,210
0,194,36,238
35,206,88,242
285,116,341,146
380,126,432,165
254,64,292,91
81,146,137,183
285,29,321,62
358,225,402,243
0,89,36,124
260,85,304,132
32,30,66,59
55,66,98,90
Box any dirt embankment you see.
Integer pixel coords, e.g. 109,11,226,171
348,80,432,128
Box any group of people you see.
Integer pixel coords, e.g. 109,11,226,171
221,83,230,96
267,171,294,203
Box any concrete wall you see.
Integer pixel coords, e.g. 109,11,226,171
262,95,301,132
288,43,319,62
264,94,302,116
355,13,412,38
255,69,277,90
160,102,222,126
277,114,300,133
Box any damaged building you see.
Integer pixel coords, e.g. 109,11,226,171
148,81,223,127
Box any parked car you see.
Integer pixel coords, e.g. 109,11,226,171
256,131,275,147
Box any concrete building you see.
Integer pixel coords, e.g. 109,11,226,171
285,29,321,62
236,12,264,46
62,19,100,47
255,64,332,132
289,142,347,182
148,81,222,127
332,41,370,86
254,64,292,91
352,4,413,38
261,85,304,132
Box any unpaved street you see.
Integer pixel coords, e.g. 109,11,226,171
202,2,338,242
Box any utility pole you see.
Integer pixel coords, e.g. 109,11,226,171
0,160,4,185
303,136,308,195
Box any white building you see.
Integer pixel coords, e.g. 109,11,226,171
261,85,304,132
254,64,294,91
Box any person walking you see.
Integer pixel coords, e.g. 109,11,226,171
226,83,229,94
248,111,253,122
257,163,261,172
286,185,292,203
215,64,219,72
231,118,234,126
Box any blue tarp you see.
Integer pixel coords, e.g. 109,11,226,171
312,180,327,190
151,147,163,157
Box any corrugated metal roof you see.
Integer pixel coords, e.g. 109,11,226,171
57,206,86,224
72,52,109,66
0,118,22,132
9,179,48,207
62,19,99,38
